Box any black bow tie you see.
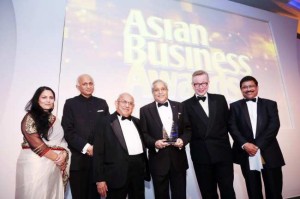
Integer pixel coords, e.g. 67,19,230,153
121,116,132,121
197,96,206,102
245,98,256,102
158,102,168,107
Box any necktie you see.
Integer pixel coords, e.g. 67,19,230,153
158,102,168,107
197,96,206,102
245,98,256,102
121,116,132,121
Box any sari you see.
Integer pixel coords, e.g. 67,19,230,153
15,114,71,199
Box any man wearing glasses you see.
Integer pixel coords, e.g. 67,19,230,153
140,79,191,199
93,93,150,199
183,70,236,199
229,76,285,199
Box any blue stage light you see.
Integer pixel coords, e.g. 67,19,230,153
288,0,300,10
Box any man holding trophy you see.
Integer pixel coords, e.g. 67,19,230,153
140,79,191,199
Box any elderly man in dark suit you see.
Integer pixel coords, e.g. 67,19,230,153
62,74,109,199
183,70,236,199
140,79,191,199
229,76,285,199
93,92,150,199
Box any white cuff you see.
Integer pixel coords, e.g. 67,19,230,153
82,143,91,154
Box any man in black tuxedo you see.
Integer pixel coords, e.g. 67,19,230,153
228,76,285,199
93,93,150,199
62,74,109,199
140,79,191,199
183,70,235,199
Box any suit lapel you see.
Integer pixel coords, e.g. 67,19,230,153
132,118,146,151
256,97,262,137
149,102,163,128
110,113,128,152
241,100,253,134
191,96,209,125
206,94,216,136
169,100,178,124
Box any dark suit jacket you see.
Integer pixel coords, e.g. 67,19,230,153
139,100,190,175
183,93,233,164
93,112,150,189
62,95,109,170
228,97,285,168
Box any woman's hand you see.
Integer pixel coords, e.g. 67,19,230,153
54,151,67,168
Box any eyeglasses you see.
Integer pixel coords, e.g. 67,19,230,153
118,100,134,106
241,85,256,90
193,82,208,88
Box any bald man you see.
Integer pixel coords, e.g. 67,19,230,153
62,74,109,199
93,93,150,199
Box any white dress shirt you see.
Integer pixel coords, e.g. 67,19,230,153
118,116,143,155
246,97,263,171
156,101,173,137
196,94,209,117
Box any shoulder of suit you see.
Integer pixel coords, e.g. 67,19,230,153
182,96,195,104
208,93,225,99
65,95,85,101
92,96,107,102
230,99,244,105
258,97,276,104
86,96,108,105
65,95,78,101
63,96,78,105
108,112,118,122
131,116,140,122
140,102,155,110
168,99,180,105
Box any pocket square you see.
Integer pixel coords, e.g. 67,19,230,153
97,110,104,112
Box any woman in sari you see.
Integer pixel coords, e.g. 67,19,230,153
15,86,71,199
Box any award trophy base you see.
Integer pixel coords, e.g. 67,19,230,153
163,138,177,144
162,123,178,144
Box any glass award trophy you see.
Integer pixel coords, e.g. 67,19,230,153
162,122,178,143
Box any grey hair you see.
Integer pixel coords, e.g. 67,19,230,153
76,74,94,86
151,79,168,93
117,92,134,102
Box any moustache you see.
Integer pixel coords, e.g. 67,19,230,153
246,91,254,94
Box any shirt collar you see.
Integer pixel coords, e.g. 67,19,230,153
79,94,93,101
156,100,169,106
195,93,208,98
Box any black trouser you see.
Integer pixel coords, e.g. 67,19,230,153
69,169,99,199
193,161,236,199
107,154,145,199
241,162,283,199
151,164,187,199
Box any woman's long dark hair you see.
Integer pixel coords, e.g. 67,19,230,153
25,86,55,140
